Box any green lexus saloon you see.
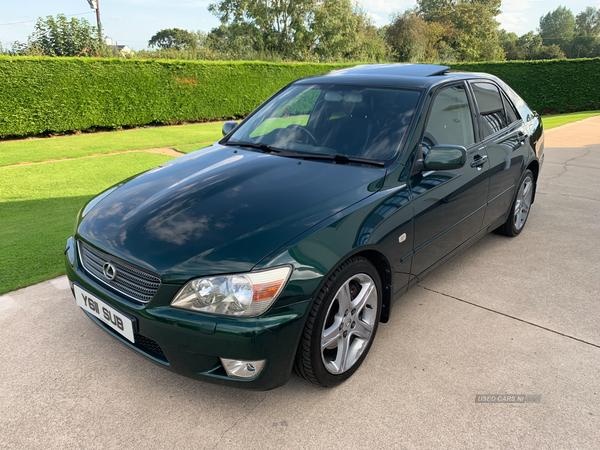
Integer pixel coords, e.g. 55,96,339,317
65,64,544,389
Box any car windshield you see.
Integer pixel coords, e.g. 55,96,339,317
227,84,422,162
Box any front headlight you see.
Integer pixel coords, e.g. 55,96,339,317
170,266,292,317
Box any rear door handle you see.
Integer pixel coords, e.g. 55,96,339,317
470,155,487,168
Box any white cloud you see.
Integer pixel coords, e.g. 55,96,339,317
498,0,545,34
498,12,531,34
500,0,545,14
366,12,383,22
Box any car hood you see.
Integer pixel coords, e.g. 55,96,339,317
77,145,385,283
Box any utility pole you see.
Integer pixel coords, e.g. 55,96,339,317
87,0,102,45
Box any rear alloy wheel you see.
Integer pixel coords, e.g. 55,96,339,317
496,169,535,237
294,256,382,387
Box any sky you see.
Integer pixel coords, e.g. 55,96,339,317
1,0,599,51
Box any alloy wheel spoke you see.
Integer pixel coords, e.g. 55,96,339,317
335,336,350,372
523,180,531,198
351,318,373,340
352,282,374,312
321,322,342,350
336,282,352,311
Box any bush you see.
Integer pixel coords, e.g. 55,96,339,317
1,56,599,137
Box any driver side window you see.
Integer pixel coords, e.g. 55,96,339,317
423,85,475,154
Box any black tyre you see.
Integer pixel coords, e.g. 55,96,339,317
495,169,535,237
294,256,382,387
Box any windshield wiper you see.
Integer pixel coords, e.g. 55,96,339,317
291,153,385,167
225,142,384,167
225,141,283,154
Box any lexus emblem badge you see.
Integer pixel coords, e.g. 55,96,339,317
103,263,117,281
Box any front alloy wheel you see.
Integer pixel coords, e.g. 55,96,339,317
294,256,382,387
321,273,378,374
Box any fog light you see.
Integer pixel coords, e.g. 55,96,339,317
220,358,266,379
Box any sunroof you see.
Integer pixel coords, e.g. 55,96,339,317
335,64,450,77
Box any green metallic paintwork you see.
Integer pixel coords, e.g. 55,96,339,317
424,146,467,171
67,69,544,390
75,145,385,283
65,258,311,389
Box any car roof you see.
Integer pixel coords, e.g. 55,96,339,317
294,64,497,89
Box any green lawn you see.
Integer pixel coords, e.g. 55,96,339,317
541,110,600,130
0,122,222,167
0,152,174,294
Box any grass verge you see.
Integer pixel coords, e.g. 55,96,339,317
541,110,600,130
0,152,174,295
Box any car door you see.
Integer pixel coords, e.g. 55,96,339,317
409,82,490,278
468,81,531,228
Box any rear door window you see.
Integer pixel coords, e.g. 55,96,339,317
501,92,520,125
471,82,510,139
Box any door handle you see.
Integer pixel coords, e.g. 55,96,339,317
470,155,487,168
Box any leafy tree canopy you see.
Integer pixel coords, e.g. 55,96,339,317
411,0,504,61
207,0,386,61
539,6,576,44
14,14,101,56
148,28,198,50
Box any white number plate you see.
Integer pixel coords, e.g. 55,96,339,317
74,285,135,342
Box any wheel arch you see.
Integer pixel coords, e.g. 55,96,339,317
526,158,540,204
344,249,393,323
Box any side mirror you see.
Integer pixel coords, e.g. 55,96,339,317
222,121,239,136
424,145,467,171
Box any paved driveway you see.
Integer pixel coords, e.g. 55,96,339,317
1,118,599,449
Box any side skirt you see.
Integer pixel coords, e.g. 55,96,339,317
407,212,508,292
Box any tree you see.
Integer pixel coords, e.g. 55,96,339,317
533,43,566,60
208,0,315,57
418,0,454,21
15,14,101,56
515,31,543,59
311,0,387,61
148,28,197,50
576,6,600,35
386,9,455,62
416,0,504,61
572,7,600,58
498,30,521,60
207,0,386,61
538,6,575,49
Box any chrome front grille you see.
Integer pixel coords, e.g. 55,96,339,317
78,241,161,303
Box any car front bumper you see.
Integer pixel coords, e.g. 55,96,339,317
65,253,311,391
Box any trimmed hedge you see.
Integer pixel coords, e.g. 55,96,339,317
0,57,352,137
1,56,599,137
